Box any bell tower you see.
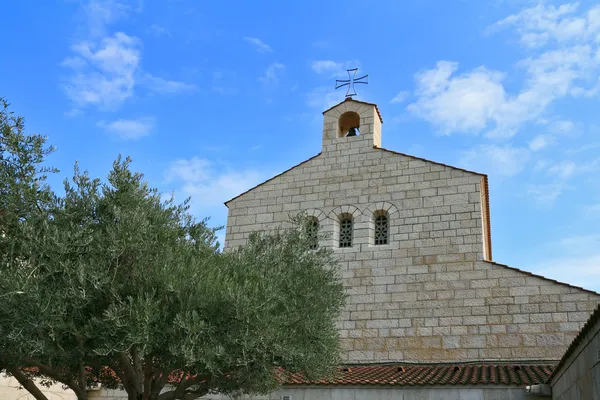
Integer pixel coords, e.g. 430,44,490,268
321,97,383,153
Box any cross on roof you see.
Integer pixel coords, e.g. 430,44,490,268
335,68,368,98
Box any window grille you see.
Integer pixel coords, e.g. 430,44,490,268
339,217,353,248
374,214,389,245
308,217,319,249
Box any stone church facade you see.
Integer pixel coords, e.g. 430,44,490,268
224,97,600,365
2,97,599,399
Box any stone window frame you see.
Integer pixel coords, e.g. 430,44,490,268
304,209,326,250
328,205,362,250
365,202,399,247
373,211,389,245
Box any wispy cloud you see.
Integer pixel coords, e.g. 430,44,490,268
149,24,171,37
407,3,600,139
62,32,141,111
460,144,530,177
80,0,129,38
259,62,285,86
141,74,197,94
528,157,600,204
62,1,196,113
310,60,360,78
306,86,342,111
243,37,273,53
165,157,266,208
391,90,410,104
97,117,155,140
524,234,600,292
529,134,552,151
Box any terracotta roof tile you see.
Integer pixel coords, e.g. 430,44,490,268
284,363,555,387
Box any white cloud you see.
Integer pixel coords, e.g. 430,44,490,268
97,117,155,140
165,158,265,208
490,3,600,48
527,157,600,203
243,37,273,53
310,60,361,78
408,62,507,135
566,141,600,155
311,60,341,74
527,182,569,204
81,0,129,38
141,74,197,94
407,3,600,138
62,32,141,110
62,1,197,112
529,134,552,151
460,144,530,177
547,160,577,180
525,234,600,292
149,24,170,37
306,86,342,111
259,63,285,86
391,91,409,104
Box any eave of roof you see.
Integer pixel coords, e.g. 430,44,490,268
547,303,600,384
224,146,488,207
224,153,322,206
483,260,600,297
322,98,383,123
284,363,555,387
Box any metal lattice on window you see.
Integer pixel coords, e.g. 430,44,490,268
308,217,319,249
374,214,389,245
339,217,353,248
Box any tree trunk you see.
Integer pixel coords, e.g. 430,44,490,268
6,366,50,400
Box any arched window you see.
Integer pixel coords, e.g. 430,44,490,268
307,217,319,250
338,111,360,138
339,214,353,248
374,211,389,245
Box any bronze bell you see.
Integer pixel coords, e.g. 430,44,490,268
347,127,358,137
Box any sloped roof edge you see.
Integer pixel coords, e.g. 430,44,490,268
375,146,486,176
547,303,600,384
483,260,600,296
224,153,322,206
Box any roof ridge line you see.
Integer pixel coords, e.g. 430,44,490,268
374,146,487,177
483,260,600,296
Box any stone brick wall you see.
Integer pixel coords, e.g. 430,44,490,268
550,308,600,399
224,99,600,363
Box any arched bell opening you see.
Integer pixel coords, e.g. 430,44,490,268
338,111,360,138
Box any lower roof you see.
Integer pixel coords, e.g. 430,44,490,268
284,363,555,387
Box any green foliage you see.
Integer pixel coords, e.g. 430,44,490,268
0,98,346,400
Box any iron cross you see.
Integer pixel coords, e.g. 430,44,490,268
335,68,368,98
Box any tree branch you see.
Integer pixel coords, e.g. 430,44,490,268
132,346,143,394
157,375,209,400
143,354,153,400
117,351,138,395
6,366,50,400
21,358,87,400
151,369,170,398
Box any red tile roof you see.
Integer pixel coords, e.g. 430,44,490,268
284,363,555,387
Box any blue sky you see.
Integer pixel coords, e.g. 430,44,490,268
1,0,599,291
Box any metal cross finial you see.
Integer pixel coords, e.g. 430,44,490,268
335,68,368,98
